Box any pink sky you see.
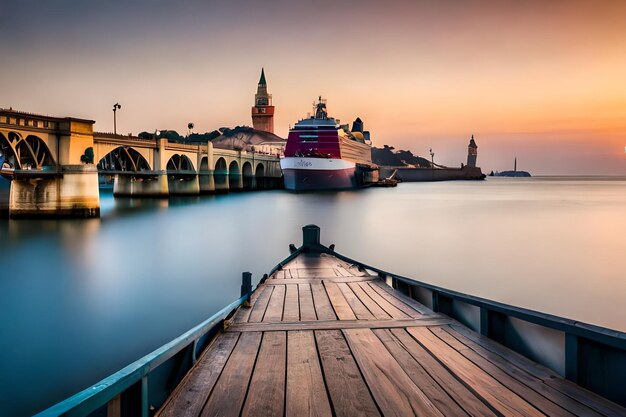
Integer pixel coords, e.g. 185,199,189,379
1,0,625,174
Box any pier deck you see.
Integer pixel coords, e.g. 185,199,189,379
157,252,626,417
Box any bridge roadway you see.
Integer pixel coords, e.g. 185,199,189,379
157,250,626,417
0,108,282,218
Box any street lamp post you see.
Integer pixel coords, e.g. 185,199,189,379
112,103,122,135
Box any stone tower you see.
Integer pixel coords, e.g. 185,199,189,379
251,68,275,133
467,135,478,167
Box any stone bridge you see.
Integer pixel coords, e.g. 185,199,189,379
0,109,282,218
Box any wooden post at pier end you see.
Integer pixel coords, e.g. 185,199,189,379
302,224,321,248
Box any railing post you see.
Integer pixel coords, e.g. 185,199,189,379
481,309,506,344
241,272,252,307
141,376,149,417
432,291,440,312
480,307,489,337
565,333,579,383
432,292,453,316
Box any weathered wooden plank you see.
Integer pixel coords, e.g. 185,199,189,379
298,268,337,277
343,328,444,417
387,328,498,416
248,285,274,323
333,266,352,277
370,280,430,316
373,329,471,417
348,282,391,320
286,331,332,417
406,326,543,417
200,332,262,417
431,326,577,417
336,282,375,320
267,276,377,285
323,281,357,320
385,328,497,417
315,330,380,417
442,326,603,417
357,281,411,319
311,282,337,321
241,332,286,417
263,284,286,322
227,317,452,333
298,283,317,321
450,323,626,417
283,284,300,321
158,332,239,417
233,284,267,324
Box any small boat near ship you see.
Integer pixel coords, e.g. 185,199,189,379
36,225,626,417
280,97,378,191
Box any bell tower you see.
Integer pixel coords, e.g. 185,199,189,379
251,68,275,133
467,134,478,167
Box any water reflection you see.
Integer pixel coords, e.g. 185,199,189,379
1,178,626,416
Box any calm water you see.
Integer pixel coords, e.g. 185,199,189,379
1,177,626,416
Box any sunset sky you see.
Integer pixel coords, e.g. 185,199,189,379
1,0,625,174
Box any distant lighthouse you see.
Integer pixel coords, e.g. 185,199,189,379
467,135,478,167
251,68,275,134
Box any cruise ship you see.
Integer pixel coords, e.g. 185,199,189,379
280,97,377,191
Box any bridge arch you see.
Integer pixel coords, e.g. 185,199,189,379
0,131,55,169
199,157,209,172
255,163,265,190
166,154,195,173
242,161,253,190
228,160,240,191
97,146,151,172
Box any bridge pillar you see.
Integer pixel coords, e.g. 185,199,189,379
168,175,200,196
114,174,169,197
199,171,215,194
9,165,100,218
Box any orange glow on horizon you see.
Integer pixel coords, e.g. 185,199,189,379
1,0,625,174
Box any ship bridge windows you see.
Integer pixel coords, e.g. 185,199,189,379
299,134,318,142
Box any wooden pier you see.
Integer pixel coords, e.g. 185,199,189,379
157,244,626,416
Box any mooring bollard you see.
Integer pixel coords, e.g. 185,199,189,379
241,272,252,307
302,224,321,248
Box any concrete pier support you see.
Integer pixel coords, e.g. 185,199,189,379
114,174,169,197
9,165,100,218
199,171,215,194
168,175,200,196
